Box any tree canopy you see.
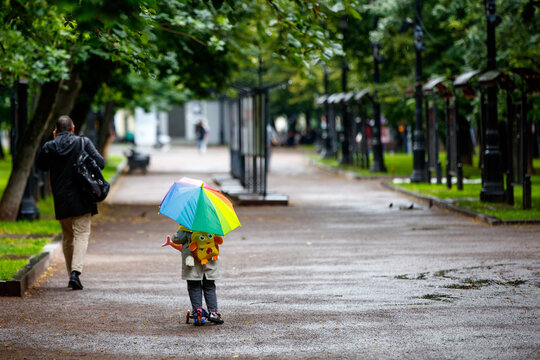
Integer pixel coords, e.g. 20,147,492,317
0,0,350,220
0,0,538,220
262,0,538,129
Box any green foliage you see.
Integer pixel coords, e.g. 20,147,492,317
269,0,539,129
0,0,75,85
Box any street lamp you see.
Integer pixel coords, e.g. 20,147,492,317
370,40,387,172
339,15,353,165
321,62,336,158
12,79,40,221
410,0,427,183
480,0,505,202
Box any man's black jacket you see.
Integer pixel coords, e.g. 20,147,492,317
37,131,105,220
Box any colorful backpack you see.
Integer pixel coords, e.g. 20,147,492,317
188,232,223,265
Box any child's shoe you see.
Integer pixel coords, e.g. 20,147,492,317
208,311,224,324
192,308,206,326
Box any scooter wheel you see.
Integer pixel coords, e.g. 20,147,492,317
185,310,190,324
196,311,202,325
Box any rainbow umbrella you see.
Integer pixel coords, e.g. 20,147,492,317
159,177,241,236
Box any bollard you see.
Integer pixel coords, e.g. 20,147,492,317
523,174,531,210
457,163,463,190
506,170,514,205
446,159,452,189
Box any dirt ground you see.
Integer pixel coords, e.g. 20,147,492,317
1,146,539,359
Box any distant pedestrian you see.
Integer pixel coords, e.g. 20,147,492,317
37,115,105,290
195,120,209,154
165,225,224,325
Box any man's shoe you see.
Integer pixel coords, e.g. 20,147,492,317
68,271,83,290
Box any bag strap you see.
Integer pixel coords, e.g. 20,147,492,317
79,137,85,156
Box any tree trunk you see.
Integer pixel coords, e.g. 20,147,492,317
96,101,115,159
70,74,103,134
71,55,114,134
70,87,97,135
0,72,81,221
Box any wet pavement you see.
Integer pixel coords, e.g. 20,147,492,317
1,145,539,359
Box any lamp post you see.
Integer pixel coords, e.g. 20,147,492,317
321,62,335,158
410,0,427,183
480,0,505,202
13,79,40,221
339,15,353,164
370,40,386,172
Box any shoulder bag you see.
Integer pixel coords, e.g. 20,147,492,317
74,137,110,202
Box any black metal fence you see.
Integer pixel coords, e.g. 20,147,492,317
228,88,268,196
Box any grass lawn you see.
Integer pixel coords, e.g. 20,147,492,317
0,260,30,280
307,148,482,179
397,180,540,220
102,155,125,181
0,153,124,280
306,146,540,221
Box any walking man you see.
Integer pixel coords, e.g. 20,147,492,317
37,115,105,290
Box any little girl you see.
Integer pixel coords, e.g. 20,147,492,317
166,225,224,325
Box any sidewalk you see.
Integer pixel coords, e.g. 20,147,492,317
1,145,539,359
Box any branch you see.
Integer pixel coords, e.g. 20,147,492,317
156,25,207,46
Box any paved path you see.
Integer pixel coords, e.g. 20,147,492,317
1,146,539,359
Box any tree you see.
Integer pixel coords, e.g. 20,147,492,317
0,0,77,220
0,0,349,221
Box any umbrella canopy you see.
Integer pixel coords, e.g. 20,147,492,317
159,177,241,236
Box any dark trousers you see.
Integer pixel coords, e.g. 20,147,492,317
187,275,218,312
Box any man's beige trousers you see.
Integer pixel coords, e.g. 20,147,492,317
59,213,91,274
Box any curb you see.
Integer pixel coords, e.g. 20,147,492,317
0,234,62,296
0,158,128,297
381,180,540,226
